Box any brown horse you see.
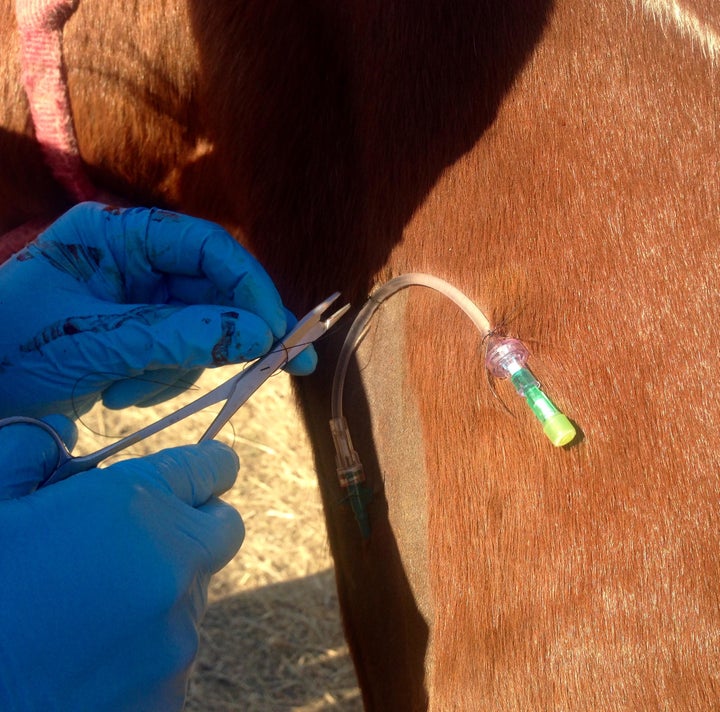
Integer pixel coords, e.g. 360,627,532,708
2,1,719,708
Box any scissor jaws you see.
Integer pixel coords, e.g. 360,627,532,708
323,302,351,330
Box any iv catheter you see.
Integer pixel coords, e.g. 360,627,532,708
328,273,578,538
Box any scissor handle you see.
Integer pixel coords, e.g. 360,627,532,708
0,416,74,488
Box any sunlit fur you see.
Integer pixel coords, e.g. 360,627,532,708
2,1,719,709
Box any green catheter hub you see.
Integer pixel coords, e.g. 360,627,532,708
484,336,576,447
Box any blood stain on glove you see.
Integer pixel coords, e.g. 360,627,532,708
211,311,240,365
149,209,182,223
31,241,105,283
19,306,178,354
102,205,124,216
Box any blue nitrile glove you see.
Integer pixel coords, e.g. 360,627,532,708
0,202,316,418
0,414,78,498
0,425,244,711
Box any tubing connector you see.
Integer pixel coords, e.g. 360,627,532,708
485,337,577,447
329,416,366,488
329,416,371,539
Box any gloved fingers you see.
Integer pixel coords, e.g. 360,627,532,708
88,304,275,373
284,343,317,376
165,274,231,307
97,205,288,338
157,297,318,376
14,304,276,417
101,369,185,410
195,497,246,573
0,415,77,498
161,217,286,337
101,368,204,410
128,441,240,507
74,305,312,406
133,369,205,408
43,413,79,450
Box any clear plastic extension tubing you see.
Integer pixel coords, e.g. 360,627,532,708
330,272,492,423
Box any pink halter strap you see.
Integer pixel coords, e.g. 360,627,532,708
15,0,96,203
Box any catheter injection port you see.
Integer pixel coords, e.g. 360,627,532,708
485,336,577,447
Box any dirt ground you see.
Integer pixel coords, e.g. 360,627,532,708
74,367,362,711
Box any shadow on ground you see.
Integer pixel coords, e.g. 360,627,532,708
187,569,362,712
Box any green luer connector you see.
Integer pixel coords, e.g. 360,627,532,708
523,385,562,423
510,368,576,446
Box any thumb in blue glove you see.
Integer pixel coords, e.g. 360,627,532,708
0,202,317,419
0,438,244,711
0,415,78,498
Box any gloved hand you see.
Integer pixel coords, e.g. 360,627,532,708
0,414,78,498
0,202,316,418
0,424,244,711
